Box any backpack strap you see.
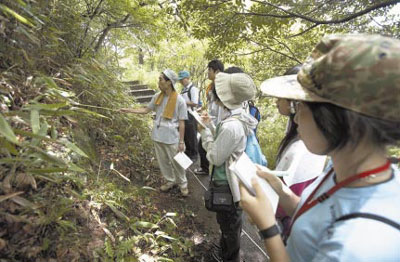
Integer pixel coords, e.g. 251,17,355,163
181,84,193,101
335,212,400,231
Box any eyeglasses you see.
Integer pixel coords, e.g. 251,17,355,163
290,101,301,114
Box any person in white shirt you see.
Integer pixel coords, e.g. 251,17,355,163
120,69,189,196
194,59,224,176
274,65,327,242
199,72,258,262
178,70,200,161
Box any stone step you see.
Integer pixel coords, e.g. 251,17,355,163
128,89,155,96
123,80,140,86
135,95,153,103
130,84,148,91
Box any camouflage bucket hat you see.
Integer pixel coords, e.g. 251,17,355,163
261,34,400,122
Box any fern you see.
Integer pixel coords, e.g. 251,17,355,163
104,238,114,258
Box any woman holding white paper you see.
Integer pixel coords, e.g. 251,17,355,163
273,65,327,241
198,72,258,262
239,35,400,262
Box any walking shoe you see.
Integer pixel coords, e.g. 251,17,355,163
160,182,175,192
194,168,208,176
180,186,189,197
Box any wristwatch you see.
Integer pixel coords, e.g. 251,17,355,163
258,224,281,240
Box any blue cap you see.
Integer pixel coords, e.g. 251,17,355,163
178,70,190,80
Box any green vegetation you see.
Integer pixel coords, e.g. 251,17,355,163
1,0,399,261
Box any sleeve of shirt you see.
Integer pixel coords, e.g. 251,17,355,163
177,96,188,120
147,93,158,111
190,86,199,104
200,121,242,166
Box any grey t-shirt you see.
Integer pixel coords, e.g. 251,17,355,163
148,92,188,144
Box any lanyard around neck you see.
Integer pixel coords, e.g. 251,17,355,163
288,160,391,235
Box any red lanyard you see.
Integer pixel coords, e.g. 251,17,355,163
288,160,391,235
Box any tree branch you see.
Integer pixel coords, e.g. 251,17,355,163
271,36,297,59
244,0,400,25
288,24,319,38
77,0,105,57
242,36,302,64
94,14,130,52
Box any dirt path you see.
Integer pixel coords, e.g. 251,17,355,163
183,160,269,261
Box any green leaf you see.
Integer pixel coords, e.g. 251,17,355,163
29,146,66,166
0,113,19,144
0,4,34,27
68,163,86,173
70,107,109,119
105,203,130,222
30,109,40,134
13,128,55,142
0,157,29,164
133,221,159,229
40,76,59,89
26,102,69,111
28,167,68,174
0,138,18,155
63,141,89,158
38,121,48,137
50,126,58,139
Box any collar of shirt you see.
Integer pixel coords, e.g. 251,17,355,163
221,107,243,121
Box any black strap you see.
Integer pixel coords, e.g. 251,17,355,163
181,84,193,101
336,212,400,231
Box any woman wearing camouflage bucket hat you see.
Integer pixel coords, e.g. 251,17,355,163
198,72,258,262
239,34,400,261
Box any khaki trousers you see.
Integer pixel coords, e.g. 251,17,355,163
153,141,187,187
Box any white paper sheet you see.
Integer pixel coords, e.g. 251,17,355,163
229,153,280,213
173,152,193,170
256,165,290,177
188,109,206,129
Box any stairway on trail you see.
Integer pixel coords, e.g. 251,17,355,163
124,80,155,104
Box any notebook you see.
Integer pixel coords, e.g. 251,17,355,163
229,152,280,213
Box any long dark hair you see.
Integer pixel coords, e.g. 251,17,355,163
276,65,302,162
276,114,298,162
306,102,400,153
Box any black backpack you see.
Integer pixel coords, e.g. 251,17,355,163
181,84,197,109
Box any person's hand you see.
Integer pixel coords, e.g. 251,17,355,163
178,142,185,152
256,165,286,197
201,112,212,125
239,179,276,230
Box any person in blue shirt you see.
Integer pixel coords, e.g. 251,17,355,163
239,35,400,262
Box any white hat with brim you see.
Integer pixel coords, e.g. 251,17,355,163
260,74,327,102
215,72,256,110
163,69,178,89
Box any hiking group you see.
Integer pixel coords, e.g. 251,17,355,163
120,34,400,262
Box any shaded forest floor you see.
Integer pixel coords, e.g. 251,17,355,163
0,141,221,262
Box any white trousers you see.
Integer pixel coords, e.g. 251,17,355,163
153,141,187,187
